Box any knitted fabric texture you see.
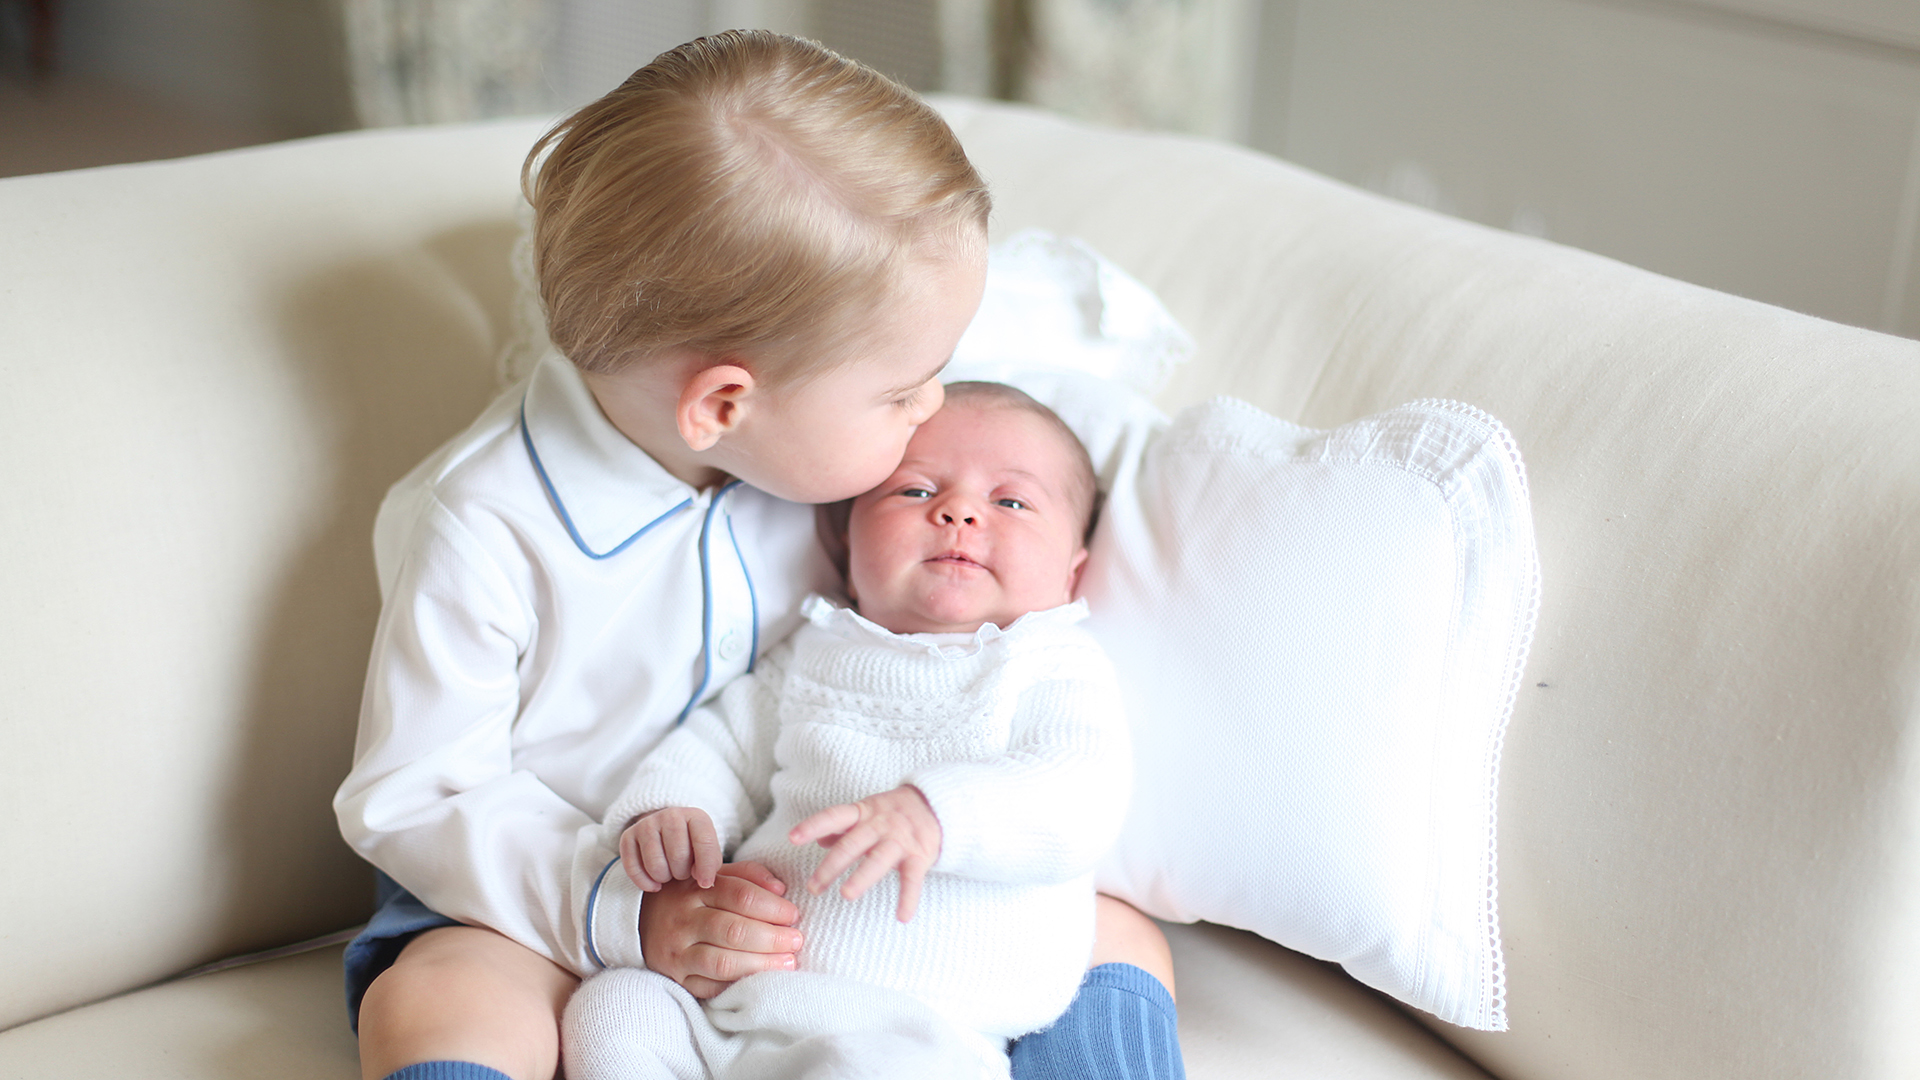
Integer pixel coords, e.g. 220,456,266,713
598,596,1130,1041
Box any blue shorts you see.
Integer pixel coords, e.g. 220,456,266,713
342,871,461,1032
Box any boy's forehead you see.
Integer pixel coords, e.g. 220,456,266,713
884,356,951,396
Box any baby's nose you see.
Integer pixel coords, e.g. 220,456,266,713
939,510,977,526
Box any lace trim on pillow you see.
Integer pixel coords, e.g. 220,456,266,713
1405,397,1537,1031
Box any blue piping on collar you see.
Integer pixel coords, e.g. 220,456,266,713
725,513,760,674
721,507,760,668
518,400,757,726
678,479,745,724
521,401,692,559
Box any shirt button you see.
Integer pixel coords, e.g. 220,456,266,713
716,630,746,663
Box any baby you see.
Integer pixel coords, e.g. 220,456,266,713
561,382,1130,1080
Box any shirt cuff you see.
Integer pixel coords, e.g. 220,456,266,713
585,857,648,970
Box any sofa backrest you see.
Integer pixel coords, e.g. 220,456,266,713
0,117,546,1029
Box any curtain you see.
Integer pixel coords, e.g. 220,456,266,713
1016,0,1258,139
338,0,1255,138
342,0,555,126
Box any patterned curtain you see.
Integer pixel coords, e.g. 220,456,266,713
982,0,1257,139
342,0,556,126
338,0,1255,136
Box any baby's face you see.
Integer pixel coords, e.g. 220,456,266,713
846,401,1090,635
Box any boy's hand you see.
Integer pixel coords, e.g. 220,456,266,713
788,785,942,922
620,806,722,891
639,862,803,998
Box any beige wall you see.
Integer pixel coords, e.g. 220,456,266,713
1242,0,1920,339
48,0,1920,340
59,0,355,140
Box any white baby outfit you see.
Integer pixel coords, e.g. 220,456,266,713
563,596,1130,1080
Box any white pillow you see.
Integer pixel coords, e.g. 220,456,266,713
948,229,1193,396
945,233,1532,1030
944,230,1182,484
1081,396,1535,1032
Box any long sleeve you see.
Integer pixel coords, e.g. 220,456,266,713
909,638,1131,886
567,653,789,970
335,498,623,972
600,648,790,855
336,490,737,977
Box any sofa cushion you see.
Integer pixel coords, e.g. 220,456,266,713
0,944,359,1079
0,930,1492,1079
1166,922,1494,1079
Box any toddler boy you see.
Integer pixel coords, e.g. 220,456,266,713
335,31,985,1080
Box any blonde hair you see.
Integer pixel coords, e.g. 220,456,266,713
522,30,991,378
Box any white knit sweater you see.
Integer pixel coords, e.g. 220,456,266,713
601,595,1131,1039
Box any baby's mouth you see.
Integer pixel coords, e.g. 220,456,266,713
926,550,985,570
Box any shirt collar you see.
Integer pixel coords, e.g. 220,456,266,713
521,352,704,558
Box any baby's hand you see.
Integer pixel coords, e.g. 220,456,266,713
788,785,942,922
621,807,722,892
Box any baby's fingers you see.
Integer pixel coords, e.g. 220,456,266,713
895,856,929,922
687,813,723,889
655,812,723,888
806,822,879,895
838,838,903,902
620,827,665,892
658,819,696,881
789,803,859,847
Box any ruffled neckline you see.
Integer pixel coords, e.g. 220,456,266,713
800,594,1089,658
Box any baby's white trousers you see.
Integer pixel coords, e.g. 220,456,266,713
563,967,1010,1080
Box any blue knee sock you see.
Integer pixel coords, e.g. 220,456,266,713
381,1063,514,1080
1010,963,1186,1080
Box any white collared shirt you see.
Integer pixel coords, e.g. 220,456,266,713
333,354,837,975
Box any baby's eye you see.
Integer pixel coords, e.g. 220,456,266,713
893,386,924,410
900,487,933,499
995,498,1029,510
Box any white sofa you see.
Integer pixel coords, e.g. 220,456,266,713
2,96,1916,1080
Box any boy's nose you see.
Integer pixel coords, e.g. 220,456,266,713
912,379,946,424
939,510,977,526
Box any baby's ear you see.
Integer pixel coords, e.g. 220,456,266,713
1065,545,1090,600
814,501,853,583
677,364,756,451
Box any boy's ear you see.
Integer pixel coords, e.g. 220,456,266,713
677,364,757,452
